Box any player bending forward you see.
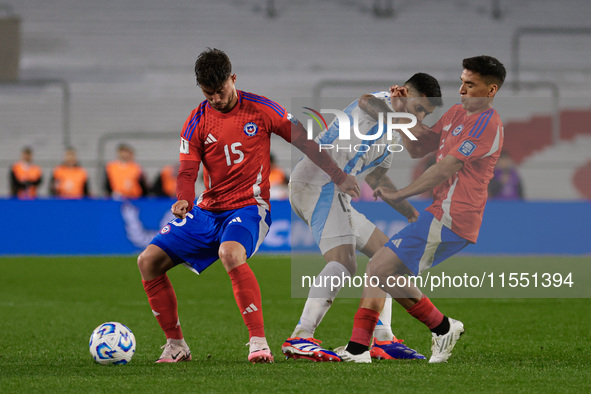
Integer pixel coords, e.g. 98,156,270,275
335,55,506,363
137,48,359,364
282,73,443,362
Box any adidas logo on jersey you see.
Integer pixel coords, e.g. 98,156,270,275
391,238,402,248
229,217,242,224
242,303,259,314
204,133,217,144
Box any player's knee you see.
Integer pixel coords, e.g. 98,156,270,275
137,247,170,280
218,244,246,272
369,258,395,283
137,250,152,277
340,258,357,276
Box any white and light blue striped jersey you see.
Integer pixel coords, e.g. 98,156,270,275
290,91,400,186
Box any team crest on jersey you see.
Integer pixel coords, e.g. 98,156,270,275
243,122,259,137
458,140,477,157
452,125,463,136
160,224,171,235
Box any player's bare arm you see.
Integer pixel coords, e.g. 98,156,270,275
390,86,439,158
399,122,439,159
338,174,361,198
358,94,392,121
174,160,199,218
374,155,464,204
289,118,360,198
364,166,419,223
359,90,436,158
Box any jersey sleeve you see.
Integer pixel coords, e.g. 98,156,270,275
448,109,501,163
378,151,393,169
262,101,293,140
179,107,204,162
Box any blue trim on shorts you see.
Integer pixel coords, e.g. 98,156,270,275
385,211,470,275
310,183,335,245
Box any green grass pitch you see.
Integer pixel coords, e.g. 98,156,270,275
0,255,589,392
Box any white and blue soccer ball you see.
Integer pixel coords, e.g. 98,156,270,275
89,322,136,365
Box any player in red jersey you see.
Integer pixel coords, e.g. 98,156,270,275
137,48,359,364
335,56,506,363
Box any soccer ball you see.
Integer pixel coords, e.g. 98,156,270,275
89,322,136,365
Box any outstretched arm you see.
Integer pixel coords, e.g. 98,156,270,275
374,155,464,203
399,122,440,159
288,120,360,198
389,85,440,158
358,94,391,122
365,166,419,222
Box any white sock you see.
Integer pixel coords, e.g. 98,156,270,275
291,261,351,338
373,294,395,341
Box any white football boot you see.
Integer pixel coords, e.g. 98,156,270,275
156,338,192,363
429,318,465,363
334,346,371,363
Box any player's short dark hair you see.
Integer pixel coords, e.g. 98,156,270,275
462,55,506,88
194,48,232,89
404,73,443,107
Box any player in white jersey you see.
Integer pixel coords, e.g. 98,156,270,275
282,73,443,361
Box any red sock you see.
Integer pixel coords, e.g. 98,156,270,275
406,295,444,329
142,274,183,339
350,308,380,347
228,264,265,339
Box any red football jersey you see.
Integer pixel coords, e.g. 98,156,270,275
179,90,293,211
426,104,504,243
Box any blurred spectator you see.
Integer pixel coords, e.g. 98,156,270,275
269,153,288,200
152,163,179,197
49,147,90,198
104,144,148,198
10,146,43,199
488,151,524,200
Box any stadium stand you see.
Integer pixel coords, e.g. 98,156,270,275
1,0,591,199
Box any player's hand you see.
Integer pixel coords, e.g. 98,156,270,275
407,208,420,223
373,186,404,203
390,85,408,112
171,200,190,219
338,174,361,198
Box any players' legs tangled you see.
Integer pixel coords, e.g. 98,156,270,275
290,243,356,339
283,244,355,362
285,227,424,362
137,244,190,362
359,229,398,342
342,246,463,363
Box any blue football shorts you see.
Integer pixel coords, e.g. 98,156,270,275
151,204,272,274
385,210,471,276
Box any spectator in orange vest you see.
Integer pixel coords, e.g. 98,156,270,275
104,144,148,198
269,153,288,200
152,163,179,197
10,146,43,199
49,147,90,198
